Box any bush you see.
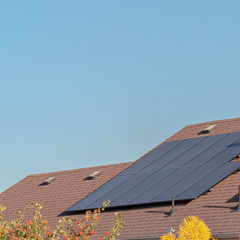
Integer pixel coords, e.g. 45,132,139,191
161,216,216,240
0,200,125,240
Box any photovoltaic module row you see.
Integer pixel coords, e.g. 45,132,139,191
66,131,240,212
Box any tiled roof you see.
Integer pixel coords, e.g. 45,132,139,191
1,117,240,239
0,162,132,229
168,116,240,141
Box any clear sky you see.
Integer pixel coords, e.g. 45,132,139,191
0,1,239,193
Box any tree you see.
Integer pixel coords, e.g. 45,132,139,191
161,216,216,240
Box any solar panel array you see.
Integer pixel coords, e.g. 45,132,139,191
66,131,240,212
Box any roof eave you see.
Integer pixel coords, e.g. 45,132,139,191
213,232,240,239
118,232,240,240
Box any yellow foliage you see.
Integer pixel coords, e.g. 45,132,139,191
161,233,176,240
160,216,216,240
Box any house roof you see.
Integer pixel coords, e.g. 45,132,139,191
1,117,240,239
0,162,132,228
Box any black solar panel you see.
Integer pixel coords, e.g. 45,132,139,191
66,132,240,212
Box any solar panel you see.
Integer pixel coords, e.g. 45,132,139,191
110,168,175,207
87,171,154,210
129,165,200,205
122,140,184,175
66,132,240,212
140,138,204,173
176,161,240,200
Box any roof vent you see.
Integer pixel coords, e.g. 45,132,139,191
166,196,177,217
199,124,216,135
41,177,56,185
85,171,101,180
166,227,175,234
233,186,240,211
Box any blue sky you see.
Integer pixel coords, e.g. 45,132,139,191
0,1,239,193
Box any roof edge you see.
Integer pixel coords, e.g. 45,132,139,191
118,236,160,240
27,161,133,177
185,116,240,127
213,232,240,239
117,232,240,240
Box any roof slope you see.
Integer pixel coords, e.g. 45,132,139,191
168,117,240,141
0,162,132,228
1,117,240,239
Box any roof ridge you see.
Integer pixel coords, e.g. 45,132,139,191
26,161,133,177
185,116,240,127
132,116,240,166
